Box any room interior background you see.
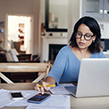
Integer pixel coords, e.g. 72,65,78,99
0,0,109,62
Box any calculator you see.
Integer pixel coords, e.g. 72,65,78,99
27,93,51,104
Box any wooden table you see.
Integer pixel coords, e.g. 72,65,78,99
1,83,109,109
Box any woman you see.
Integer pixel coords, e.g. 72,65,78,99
35,16,105,94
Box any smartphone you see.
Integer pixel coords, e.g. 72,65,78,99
10,92,24,100
27,93,51,104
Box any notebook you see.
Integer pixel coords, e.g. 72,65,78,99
65,58,109,98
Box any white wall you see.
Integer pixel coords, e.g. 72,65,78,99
8,16,20,41
68,0,81,41
0,0,40,55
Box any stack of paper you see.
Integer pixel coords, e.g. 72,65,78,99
26,95,70,109
50,83,74,94
0,83,72,109
0,89,12,108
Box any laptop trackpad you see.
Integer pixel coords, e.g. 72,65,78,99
65,86,77,96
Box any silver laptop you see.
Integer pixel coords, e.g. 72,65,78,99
65,58,109,98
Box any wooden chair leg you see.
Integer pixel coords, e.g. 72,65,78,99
32,73,45,83
0,72,13,83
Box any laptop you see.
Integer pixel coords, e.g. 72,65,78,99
65,58,109,98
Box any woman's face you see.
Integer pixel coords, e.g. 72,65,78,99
76,24,96,50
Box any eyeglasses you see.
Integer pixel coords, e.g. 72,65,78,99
76,31,94,41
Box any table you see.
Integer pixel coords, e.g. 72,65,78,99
1,83,109,109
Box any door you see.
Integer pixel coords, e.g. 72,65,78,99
5,14,33,54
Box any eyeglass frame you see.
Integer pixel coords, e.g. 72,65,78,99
76,31,94,41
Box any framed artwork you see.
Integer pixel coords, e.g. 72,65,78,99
0,21,4,27
0,21,4,34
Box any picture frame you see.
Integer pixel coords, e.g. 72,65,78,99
0,21,4,27
0,21,4,34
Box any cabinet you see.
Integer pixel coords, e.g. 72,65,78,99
68,0,109,40
82,0,109,19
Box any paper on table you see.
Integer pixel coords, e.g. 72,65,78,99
6,90,39,107
0,84,72,108
26,95,70,109
50,83,74,94
0,89,12,108
0,89,39,107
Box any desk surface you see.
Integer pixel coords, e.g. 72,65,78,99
1,83,109,109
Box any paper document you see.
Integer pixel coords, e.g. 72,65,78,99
0,84,72,108
0,89,39,108
0,89,12,108
26,95,70,109
6,90,39,107
50,83,74,94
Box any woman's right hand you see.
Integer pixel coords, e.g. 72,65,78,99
34,81,51,94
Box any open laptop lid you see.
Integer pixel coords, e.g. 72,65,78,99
76,58,109,97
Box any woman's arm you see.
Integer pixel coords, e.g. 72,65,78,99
45,76,56,84
34,46,68,94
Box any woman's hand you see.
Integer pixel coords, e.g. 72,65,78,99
34,77,56,94
34,81,51,94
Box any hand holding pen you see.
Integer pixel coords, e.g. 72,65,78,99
34,81,55,94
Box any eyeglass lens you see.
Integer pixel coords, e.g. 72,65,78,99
76,31,93,41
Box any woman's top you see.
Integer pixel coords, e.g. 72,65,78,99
47,45,105,85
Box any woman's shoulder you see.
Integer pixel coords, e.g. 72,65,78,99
91,51,105,58
57,45,71,56
60,45,70,51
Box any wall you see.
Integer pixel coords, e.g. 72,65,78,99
0,0,40,55
68,0,81,41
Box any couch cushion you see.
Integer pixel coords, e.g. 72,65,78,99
6,49,19,62
10,49,19,61
6,50,14,61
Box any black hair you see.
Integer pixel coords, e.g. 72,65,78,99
69,16,102,53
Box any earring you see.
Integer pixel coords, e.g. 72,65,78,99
93,40,95,43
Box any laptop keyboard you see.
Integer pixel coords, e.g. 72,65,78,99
65,86,77,95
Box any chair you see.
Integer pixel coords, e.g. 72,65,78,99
17,54,32,61
0,63,52,84
0,52,7,62
0,50,41,82
13,41,26,54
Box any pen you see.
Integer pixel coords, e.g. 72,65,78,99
38,84,56,87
